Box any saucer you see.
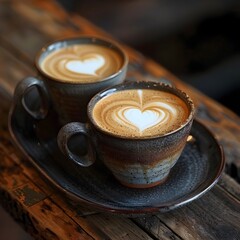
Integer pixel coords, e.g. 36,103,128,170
8,96,225,215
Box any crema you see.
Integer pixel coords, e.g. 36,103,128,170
92,89,190,138
40,44,123,83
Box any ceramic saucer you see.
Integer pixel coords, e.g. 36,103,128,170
9,95,225,215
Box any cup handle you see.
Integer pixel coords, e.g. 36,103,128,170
14,77,49,120
57,122,96,167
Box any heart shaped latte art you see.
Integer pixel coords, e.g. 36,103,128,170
66,55,105,76
93,89,189,137
123,108,165,132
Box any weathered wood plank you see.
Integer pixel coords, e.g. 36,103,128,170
157,185,240,240
0,1,240,240
135,185,240,240
133,216,182,240
218,173,240,199
86,213,153,240
0,2,51,63
0,143,93,239
0,188,94,240
29,198,95,240
0,46,34,95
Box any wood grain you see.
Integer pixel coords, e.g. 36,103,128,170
0,0,240,239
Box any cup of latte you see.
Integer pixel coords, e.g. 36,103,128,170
14,36,128,123
57,81,195,188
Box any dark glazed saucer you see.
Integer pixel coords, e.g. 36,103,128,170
8,95,225,215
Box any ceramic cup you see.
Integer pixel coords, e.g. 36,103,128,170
57,81,195,188
14,36,128,123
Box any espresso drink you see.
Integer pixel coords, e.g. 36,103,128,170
93,89,190,138
40,44,123,83
58,82,194,188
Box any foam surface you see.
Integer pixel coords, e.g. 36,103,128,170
40,44,123,83
93,89,190,137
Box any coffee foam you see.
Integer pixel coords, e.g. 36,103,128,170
40,44,123,83
92,89,190,138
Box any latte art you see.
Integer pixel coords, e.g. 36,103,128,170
123,108,164,132
93,89,190,138
40,44,123,83
66,55,105,76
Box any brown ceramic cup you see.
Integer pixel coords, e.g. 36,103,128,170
57,81,195,188
13,36,128,123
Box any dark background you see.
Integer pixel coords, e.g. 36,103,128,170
58,0,240,116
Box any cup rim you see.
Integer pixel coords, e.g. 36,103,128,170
35,35,128,85
88,81,195,140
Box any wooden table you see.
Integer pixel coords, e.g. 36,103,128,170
0,1,240,239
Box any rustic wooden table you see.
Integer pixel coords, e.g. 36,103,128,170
0,1,240,239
